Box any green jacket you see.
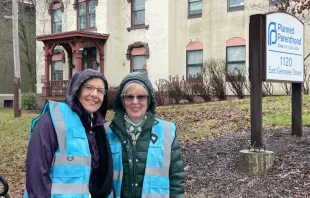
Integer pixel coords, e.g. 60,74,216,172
109,110,185,198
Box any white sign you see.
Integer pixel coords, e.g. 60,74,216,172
266,12,304,82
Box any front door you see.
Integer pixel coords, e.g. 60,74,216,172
83,47,98,70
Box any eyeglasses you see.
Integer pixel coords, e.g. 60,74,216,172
122,95,148,102
83,84,107,95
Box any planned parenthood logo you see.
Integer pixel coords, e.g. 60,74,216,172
267,21,301,47
268,22,277,46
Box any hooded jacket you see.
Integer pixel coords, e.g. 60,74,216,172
108,72,185,198
25,69,113,198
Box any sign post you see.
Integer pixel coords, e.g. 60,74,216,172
292,83,302,136
249,12,304,148
249,14,265,149
238,12,304,174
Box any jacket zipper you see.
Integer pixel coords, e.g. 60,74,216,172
132,141,136,197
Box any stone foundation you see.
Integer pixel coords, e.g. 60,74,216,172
238,149,274,173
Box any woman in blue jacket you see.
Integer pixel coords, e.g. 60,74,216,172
24,69,113,198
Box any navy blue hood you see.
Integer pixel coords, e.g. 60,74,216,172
65,69,109,118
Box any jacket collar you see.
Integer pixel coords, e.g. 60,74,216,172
111,110,158,134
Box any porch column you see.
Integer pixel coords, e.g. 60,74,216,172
69,40,82,72
76,51,83,72
42,49,51,96
67,51,73,79
99,53,104,74
98,44,105,74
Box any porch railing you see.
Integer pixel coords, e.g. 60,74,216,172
49,80,69,96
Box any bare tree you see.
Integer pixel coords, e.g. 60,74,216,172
250,0,310,23
204,59,227,101
165,75,182,104
154,79,166,106
19,1,36,92
281,83,292,95
0,2,14,93
227,68,246,99
191,71,211,102
273,0,310,23
262,82,274,96
0,0,36,92
244,70,251,94
179,75,196,103
303,64,310,94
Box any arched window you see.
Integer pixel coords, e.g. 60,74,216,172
76,0,96,30
126,42,149,72
226,37,246,79
49,0,64,33
186,42,203,79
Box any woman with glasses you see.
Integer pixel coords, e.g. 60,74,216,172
104,72,185,198
24,69,113,198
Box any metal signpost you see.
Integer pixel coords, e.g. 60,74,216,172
249,12,304,149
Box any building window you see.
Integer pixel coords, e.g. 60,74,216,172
228,0,244,11
89,0,96,28
4,100,13,108
186,50,203,79
48,0,64,31
50,1,64,33
52,8,62,33
127,41,149,60
52,61,63,80
127,42,149,73
132,0,145,26
78,0,96,30
132,55,146,72
188,0,202,18
78,2,86,29
82,47,97,70
226,45,246,79
269,0,283,5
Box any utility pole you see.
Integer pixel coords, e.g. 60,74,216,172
12,0,21,118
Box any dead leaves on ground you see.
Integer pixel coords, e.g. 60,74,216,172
156,100,250,141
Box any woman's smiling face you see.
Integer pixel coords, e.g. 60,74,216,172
122,83,148,124
78,78,105,113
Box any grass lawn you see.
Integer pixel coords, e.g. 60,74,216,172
0,95,310,195
157,95,310,140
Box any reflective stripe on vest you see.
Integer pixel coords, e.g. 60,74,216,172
104,121,123,198
104,119,176,198
24,101,91,198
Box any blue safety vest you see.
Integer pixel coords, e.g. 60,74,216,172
104,119,176,198
24,101,92,198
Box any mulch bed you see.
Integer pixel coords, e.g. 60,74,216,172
182,127,310,198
